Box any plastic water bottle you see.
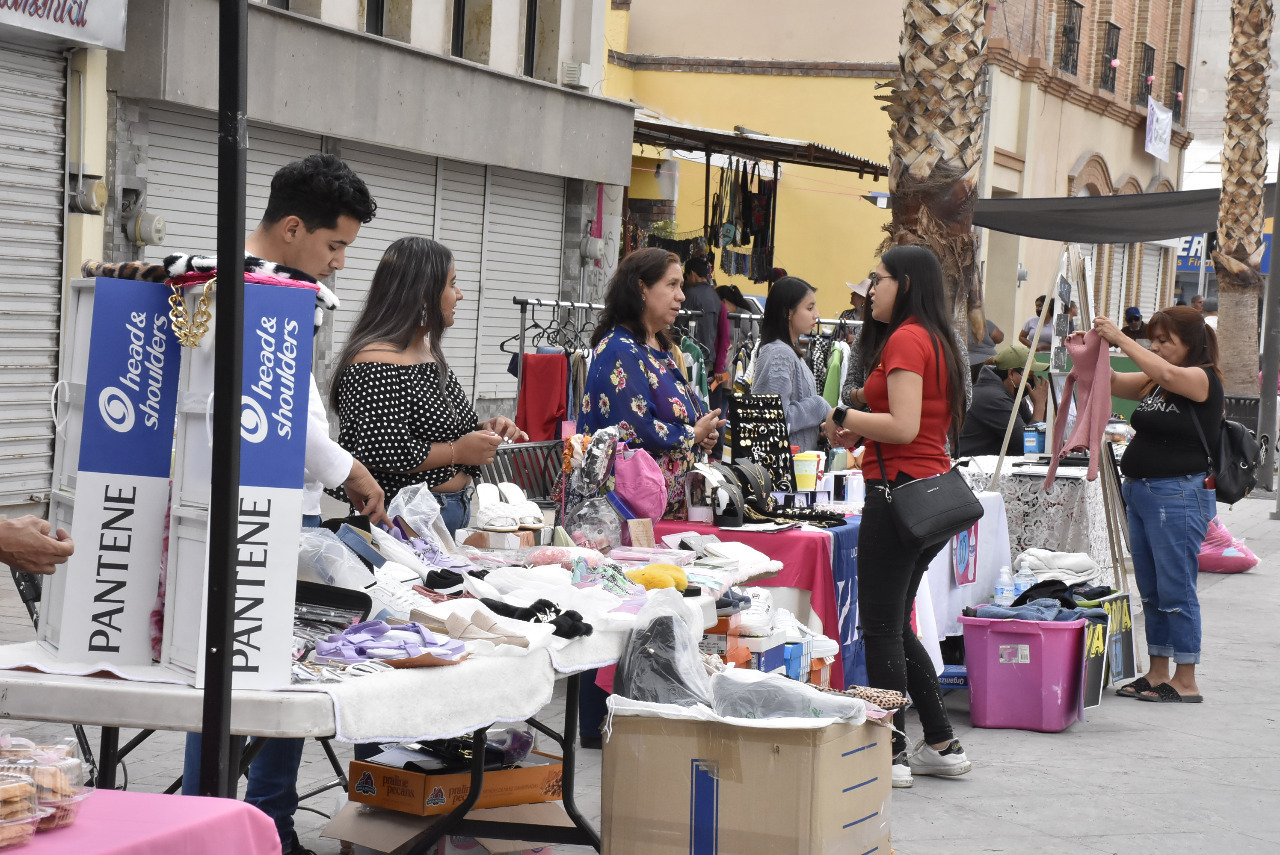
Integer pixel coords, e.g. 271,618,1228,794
994,566,1016,607
1014,559,1037,599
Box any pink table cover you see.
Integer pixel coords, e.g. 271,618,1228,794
652,521,843,689
28,788,280,855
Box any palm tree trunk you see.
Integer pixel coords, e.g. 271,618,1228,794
1213,0,1273,394
879,0,989,317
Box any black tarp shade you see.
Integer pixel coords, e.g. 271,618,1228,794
973,183,1277,243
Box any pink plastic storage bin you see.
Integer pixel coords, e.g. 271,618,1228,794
959,615,1086,733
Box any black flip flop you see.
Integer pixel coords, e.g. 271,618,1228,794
1115,677,1153,699
1135,682,1204,703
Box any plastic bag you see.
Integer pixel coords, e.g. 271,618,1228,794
614,590,711,707
297,529,373,589
710,668,865,723
564,497,622,553
387,482,444,540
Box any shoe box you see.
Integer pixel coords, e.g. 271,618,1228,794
348,751,563,817
783,637,812,681
727,630,788,674
603,714,891,855
808,657,833,689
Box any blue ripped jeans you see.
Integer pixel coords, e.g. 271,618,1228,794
1122,474,1215,665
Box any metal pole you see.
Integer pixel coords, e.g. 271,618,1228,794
200,0,248,799
768,160,779,279
1263,166,1280,499
703,147,711,245
1196,230,1208,301
517,302,528,394
523,0,538,77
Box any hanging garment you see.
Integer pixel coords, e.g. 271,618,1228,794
1042,330,1112,490
516,352,568,441
808,336,830,396
822,344,845,407
679,337,711,406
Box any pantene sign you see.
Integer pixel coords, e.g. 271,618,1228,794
0,0,128,51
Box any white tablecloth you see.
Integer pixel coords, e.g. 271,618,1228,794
923,490,1012,639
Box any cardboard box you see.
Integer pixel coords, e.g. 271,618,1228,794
784,638,812,681
602,715,891,854
323,800,571,854
808,657,832,689
349,755,563,817
727,629,787,674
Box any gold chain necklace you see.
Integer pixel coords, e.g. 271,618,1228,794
169,277,215,347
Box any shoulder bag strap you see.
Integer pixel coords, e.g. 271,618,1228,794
1185,389,1214,471
873,440,893,501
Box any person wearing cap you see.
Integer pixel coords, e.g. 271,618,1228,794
1122,307,1149,340
957,343,1048,457
841,277,870,321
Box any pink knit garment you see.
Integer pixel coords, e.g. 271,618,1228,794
1043,330,1112,490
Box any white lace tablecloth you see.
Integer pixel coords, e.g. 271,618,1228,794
962,456,1114,587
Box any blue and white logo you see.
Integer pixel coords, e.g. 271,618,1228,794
98,387,135,433
240,395,268,443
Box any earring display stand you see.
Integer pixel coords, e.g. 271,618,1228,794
727,393,796,492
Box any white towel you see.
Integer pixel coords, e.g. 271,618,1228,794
1014,548,1103,585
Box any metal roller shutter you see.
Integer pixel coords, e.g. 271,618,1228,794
334,143,438,366
145,108,320,261
0,42,66,509
1138,243,1163,319
475,167,565,401
435,160,487,394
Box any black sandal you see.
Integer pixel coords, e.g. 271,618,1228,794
1115,676,1153,699
1135,682,1204,703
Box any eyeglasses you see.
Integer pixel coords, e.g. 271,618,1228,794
868,273,894,286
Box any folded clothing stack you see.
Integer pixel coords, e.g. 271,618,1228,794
315,621,467,664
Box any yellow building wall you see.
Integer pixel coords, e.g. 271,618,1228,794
602,7,633,102
625,70,893,317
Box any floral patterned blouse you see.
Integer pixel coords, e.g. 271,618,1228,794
578,326,705,517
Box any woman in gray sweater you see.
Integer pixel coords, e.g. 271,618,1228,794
751,276,831,450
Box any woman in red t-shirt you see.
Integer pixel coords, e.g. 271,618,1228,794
823,245,971,788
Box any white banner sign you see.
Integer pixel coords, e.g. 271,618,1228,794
1145,96,1172,163
0,0,128,51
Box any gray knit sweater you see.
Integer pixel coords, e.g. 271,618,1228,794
751,340,831,451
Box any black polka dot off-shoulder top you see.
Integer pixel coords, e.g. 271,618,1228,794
331,361,481,500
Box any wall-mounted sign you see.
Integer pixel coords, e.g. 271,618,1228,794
1175,229,1272,276
1,0,128,51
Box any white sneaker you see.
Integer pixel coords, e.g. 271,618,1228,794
773,608,811,643
891,751,914,788
366,569,433,620
908,738,972,777
735,587,774,636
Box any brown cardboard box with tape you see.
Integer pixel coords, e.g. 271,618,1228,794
602,715,891,854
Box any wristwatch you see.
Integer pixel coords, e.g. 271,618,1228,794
831,406,849,428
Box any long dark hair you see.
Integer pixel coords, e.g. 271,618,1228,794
330,236,456,409
869,245,968,438
591,247,681,350
1144,305,1223,397
761,276,816,351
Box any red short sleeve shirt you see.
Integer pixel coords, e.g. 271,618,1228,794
861,320,953,481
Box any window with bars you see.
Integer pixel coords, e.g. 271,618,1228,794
365,0,385,35
266,0,288,8
1134,43,1156,104
1172,63,1186,123
1058,1,1084,75
1100,23,1121,92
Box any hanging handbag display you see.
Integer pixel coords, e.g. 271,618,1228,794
612,443,668,522
872,443,984,549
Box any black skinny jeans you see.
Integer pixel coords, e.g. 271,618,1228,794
859,474,954,755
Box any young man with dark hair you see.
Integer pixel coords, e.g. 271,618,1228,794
180,153,383,855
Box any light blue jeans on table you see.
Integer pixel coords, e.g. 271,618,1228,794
1122,474,1215,665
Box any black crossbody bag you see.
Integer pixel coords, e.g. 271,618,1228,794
871,336,983,549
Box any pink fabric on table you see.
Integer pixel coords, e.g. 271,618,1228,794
1044,330,1111,490
28,789,281,855
652,521,843,690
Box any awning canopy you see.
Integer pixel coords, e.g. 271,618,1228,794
973,184,1278,244
632,117,889,179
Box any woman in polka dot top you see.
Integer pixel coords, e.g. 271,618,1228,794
328,236,526,534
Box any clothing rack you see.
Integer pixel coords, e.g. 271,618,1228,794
511,297,704,392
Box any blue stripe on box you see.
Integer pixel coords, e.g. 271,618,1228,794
858,848,879,855
842,742,877,757
842,776,879,793
690,760,718,855
843,812,879,829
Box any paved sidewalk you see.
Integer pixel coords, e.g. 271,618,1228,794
0,494,1275,853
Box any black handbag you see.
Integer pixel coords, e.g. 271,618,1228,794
1190,408,1260,505
873,444,984,549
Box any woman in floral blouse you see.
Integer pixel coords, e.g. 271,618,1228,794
579,248,727,517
